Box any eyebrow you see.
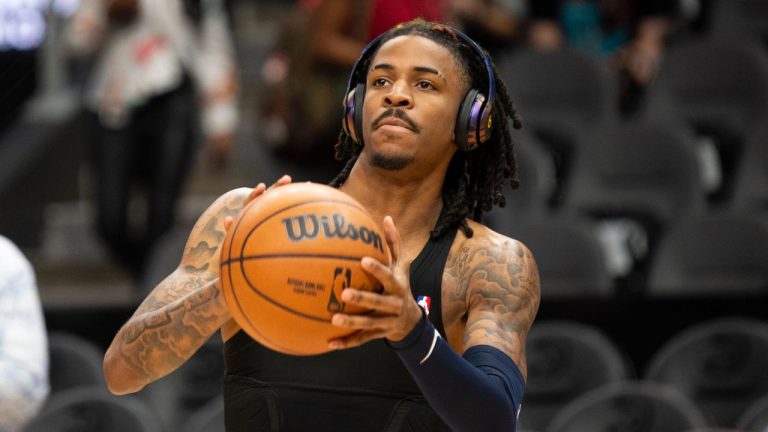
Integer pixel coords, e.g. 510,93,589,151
372,63,446,81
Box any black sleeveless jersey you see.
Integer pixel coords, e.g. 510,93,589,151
223,227,458,432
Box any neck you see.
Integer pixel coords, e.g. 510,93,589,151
339,158,448,257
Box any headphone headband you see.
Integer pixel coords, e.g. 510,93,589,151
343,24,496,152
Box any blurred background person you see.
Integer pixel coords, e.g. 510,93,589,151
65,0,238,279
526,0,679,113
0,235,49,432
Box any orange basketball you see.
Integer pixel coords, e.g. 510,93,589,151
219,182,390,355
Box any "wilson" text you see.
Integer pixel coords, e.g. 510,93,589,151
281,213,384,253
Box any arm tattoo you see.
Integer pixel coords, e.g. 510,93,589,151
116,276,230,383
451,237,540,375
110,189,249,384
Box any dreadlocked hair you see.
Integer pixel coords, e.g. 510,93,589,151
330,20,522,239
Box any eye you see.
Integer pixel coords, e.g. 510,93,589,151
372,78,389,87
416,81,435,90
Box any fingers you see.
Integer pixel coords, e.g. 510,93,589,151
340,288,402,314
245,182,266,205
361,257,404,295
223,216,234,231
244,175,292,206
382,216,402,265
273,174,292,188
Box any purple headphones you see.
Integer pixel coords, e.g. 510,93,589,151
342,26,496,152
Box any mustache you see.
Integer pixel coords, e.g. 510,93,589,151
372,109,421,133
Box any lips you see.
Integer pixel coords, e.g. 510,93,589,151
376,117,414,131
372,109,420,133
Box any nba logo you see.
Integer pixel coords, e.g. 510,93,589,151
417,296,431,316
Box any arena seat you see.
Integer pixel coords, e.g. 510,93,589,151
644,38,768,202
561,119,704,282
22,387,164,432
647,214,768,297
518,321,633,431
730,126,768,213
484,130,556,226
47,332,105,395
493,217,612,299
644,317,768,427
183,396,225,432
563,119,704,227
546,381,709,432
711,0,768,48
497,48,618,205
138,336,224,431
737,394,768,432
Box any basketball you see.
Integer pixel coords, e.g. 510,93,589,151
219,182,390,355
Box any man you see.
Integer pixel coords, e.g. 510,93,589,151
0,235,49,432
104,21,540,431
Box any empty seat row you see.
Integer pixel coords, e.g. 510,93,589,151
487,211,768,299
497,35,768,213
520,318,768,431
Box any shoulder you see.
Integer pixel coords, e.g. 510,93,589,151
447,221,540,369
189,188,251,234
180,187,252,270
448,220,540,319
447,220,539,285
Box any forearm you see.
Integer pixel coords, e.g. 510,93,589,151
389,314,523,432
104,279,230,394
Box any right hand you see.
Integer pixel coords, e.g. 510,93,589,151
223,175,293,230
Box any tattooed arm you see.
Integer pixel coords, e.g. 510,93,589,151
459,230,540,378
103,188,249,395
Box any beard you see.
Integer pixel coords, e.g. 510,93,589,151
369,149,413,171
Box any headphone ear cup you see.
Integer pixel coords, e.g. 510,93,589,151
344,87,357,142
352,83,366,146
343,83,366,145
455,89,480,152
456,89,493,152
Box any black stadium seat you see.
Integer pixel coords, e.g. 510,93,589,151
518,321,633,431
47,332,105,395
562,119,705,283
647,214,768,297
546,381,710,432
730,126,768,213
493,217,612,299
644,317,768,427
738,394,768,432
712,0,768,48
22,387,164,432
643,38,768,202
497,48,618,205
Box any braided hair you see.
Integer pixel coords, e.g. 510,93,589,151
330,20,522,239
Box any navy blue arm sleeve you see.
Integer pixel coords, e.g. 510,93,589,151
387,311,525,432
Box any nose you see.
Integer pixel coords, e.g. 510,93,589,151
383,81,413,108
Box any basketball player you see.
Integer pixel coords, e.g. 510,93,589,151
104,20,540,431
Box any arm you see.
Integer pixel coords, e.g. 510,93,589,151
330,223,540,431
460,235,540,378
103,188,249,395
395,235,539,431
0,236,49,430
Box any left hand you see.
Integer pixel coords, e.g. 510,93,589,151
328,216,424,350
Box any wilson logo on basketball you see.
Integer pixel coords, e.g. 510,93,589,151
281,213,384,253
